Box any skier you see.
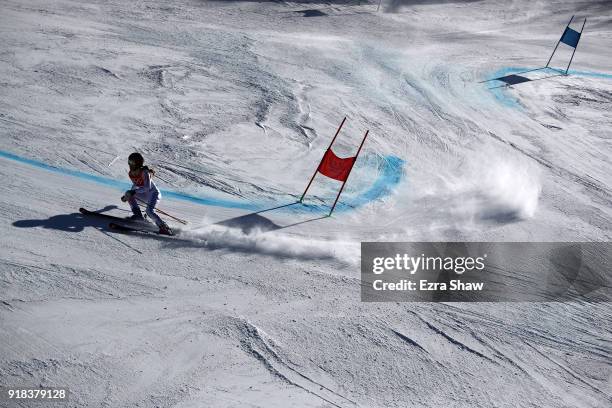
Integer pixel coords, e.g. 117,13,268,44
121,152,174,235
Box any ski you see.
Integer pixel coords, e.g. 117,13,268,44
79,207,136,223
80,208,174,235
109,222,174,236
80,207,155,228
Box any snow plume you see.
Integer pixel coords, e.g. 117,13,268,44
420,152,542,230
178,222,360,265
455,153,542,223
477,159,542,221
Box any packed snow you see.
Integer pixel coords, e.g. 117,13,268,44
1,0,611,407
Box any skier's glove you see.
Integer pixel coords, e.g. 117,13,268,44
121,190,135,202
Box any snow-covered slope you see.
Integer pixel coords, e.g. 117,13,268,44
1,0,611,407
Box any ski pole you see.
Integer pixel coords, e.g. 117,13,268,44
135,197,188,225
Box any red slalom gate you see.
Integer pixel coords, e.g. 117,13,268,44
299,117,369,216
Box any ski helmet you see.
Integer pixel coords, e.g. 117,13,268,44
128,152,144,168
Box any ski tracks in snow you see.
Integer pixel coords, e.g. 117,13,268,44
220,316,359,408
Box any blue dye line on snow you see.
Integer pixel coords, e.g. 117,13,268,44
0,149,261,211
0,149,404,214
485,66,612,109
486,66,531,109
347,156,404,208
566,69,612,79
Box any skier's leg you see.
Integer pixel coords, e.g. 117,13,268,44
144,191,165,227
127,196,144,220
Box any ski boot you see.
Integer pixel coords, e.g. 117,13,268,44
158,222,174,236
127,214,145,222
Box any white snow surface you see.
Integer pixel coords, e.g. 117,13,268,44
0,0,611,407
